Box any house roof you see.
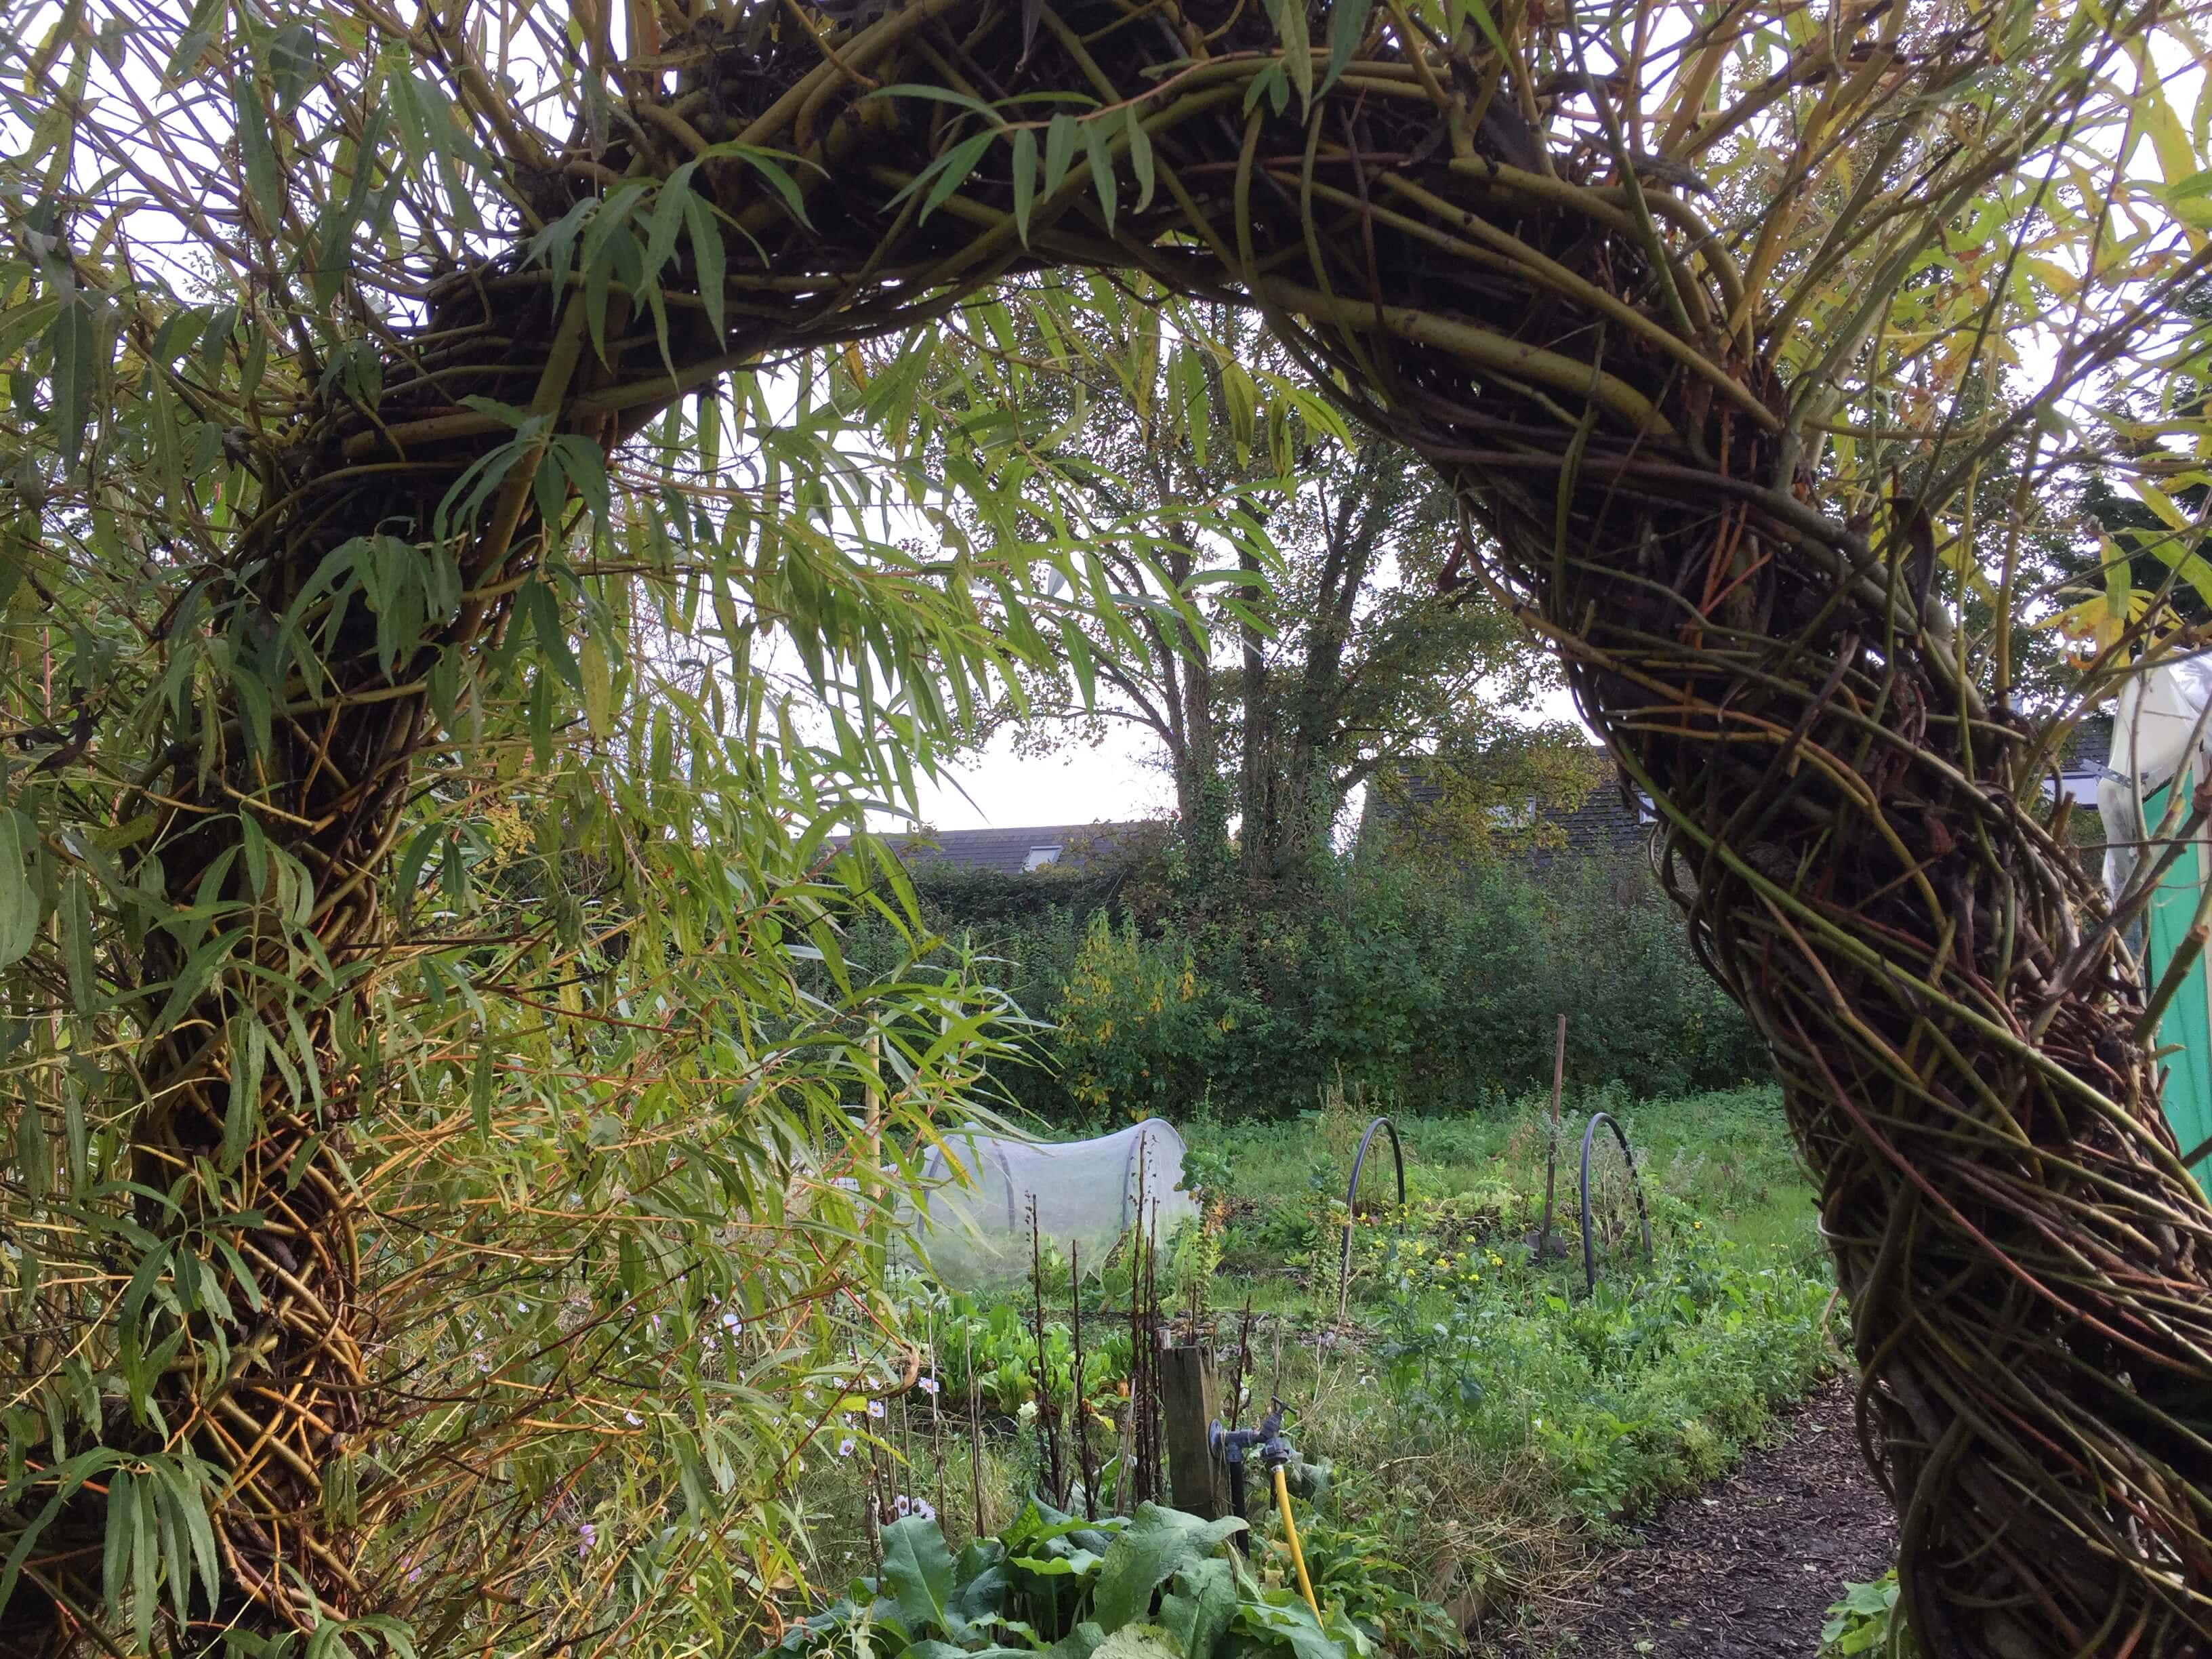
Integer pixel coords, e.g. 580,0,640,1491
857,823,1148,878
2058,714,2111,775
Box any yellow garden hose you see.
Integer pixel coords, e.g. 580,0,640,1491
1272,1462,1320,1618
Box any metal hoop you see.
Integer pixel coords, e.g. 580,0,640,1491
1337,1115,1406,1316
1578,1111,1653,1295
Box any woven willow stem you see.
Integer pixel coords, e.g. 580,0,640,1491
87,0,2210,1650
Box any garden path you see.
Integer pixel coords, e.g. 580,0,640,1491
1520,1379,1895,1656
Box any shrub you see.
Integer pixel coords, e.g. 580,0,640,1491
850,849,1766,1125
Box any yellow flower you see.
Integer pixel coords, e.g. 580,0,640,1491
1693,1220,1704,1231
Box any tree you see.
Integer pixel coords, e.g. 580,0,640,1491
6,1,2212,1656
1220,431,1596,882
914,292,1591,889
876,283,1322,883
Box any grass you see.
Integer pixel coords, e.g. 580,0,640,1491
783,1081,1843,1656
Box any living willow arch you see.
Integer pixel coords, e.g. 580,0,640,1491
11,0,2212,1652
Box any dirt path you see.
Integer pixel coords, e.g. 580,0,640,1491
1515,1380,1897,1657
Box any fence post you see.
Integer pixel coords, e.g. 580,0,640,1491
1160,1341,1225,1518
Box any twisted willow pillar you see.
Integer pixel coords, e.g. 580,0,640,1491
83,0,2210,1650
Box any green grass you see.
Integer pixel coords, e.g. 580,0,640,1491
1185,1082,1826,1317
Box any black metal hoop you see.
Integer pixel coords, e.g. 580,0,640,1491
1578,1111,1653,1294
1337,1115,1406,1315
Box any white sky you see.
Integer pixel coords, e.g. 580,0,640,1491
906,722,1180,830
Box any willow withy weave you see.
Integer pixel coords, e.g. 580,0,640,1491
27,0,2212,1651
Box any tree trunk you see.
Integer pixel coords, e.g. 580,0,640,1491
1236,540,1275,888
1275,445,1386,876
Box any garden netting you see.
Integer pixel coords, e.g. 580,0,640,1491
899,1121,1200,1288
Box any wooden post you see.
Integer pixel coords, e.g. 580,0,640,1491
1160,1341,1226,1519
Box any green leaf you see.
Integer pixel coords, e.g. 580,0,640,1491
1125,108,1155,213
1,1450,122,1614
1158,1559,1237,1659
550,434,612,530
521,576,582,689
880,1515,958,1637
238,81,281,219
1082,122,1118,229
1011,127,1039,246
224,1015,263,1168
269,22,319,109
1045,114,1080,203
1230,1595,1342,1659
103,1465,134,1622
920,130,997,223
0,811,39,968
580,633,615,737
1321,0,1374,98
1046,1622,1107,1659
1090,1626,1181,1659
719,145,817,229
470,1038,497,1138
151,927,242,1035
62,873,95,1012
1449,0,1507,55
1092,1504,1244,1633
2141,532,2212,613
642,163,695,277
1271,0,1313,112
865,84,1008,127
684,192,729,342
132,1452,157,1650
949,1538,1010,1629
45,293,96,471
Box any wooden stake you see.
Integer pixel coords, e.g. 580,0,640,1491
1071,1239,1098,1519
966,1324,985,1540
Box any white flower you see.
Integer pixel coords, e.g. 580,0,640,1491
838,1437,857,1458
866,1399,886,1419
918,1376,939,1395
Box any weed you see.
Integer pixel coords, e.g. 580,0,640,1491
1822,1571,1913,1657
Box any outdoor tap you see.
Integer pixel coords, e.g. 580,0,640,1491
1209,1397,1296,1528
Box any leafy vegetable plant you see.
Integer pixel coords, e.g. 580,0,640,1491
773,1501,1374,1659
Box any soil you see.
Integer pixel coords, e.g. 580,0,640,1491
1511,1378,1897,1658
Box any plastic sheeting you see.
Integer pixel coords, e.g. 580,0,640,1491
2098,658,2212,1189
2100,654,2212,904
899,1121,1200,1288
